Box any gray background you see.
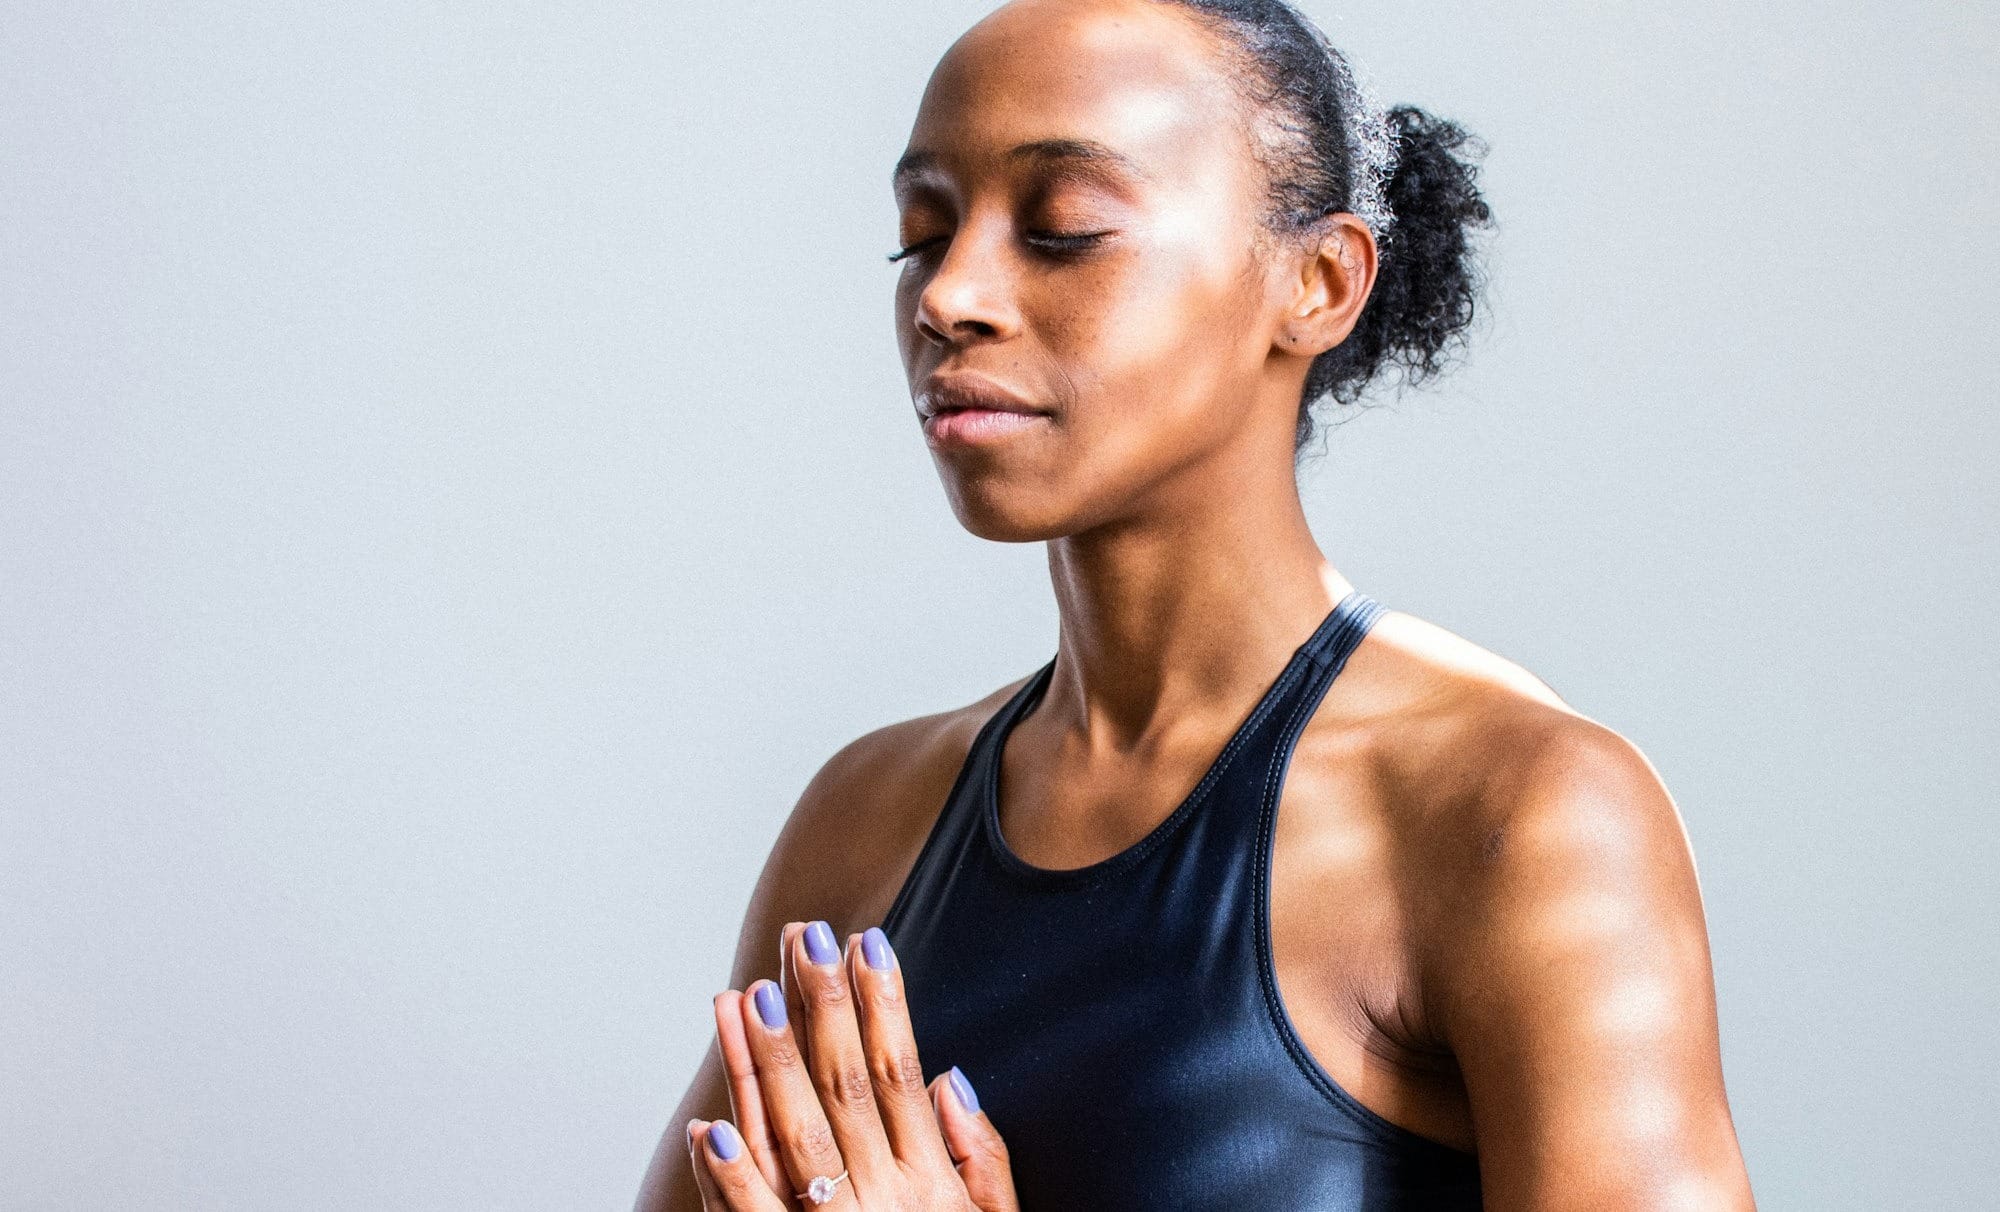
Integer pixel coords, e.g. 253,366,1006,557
3,1,1993,1208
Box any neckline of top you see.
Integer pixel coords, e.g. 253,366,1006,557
978,590,1376,887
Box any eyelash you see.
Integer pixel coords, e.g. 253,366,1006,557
885,231,1111,263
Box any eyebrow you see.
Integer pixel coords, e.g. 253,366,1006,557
892,138,1150,189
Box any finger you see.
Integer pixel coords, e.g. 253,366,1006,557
930,1068,1020,1212
686,1119,726,1210
791,921,898,1182
847,926,955,1173
777,921,808,1068
737,974,868,1204
690,1117,789,1212
712,990,793,1199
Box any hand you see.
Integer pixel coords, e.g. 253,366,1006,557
685,919,1018,1211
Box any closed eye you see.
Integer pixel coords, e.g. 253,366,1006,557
886,237,944,263
1024,230,1112,256
886,230,1114,263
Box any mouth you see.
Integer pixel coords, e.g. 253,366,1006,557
916,373,1054,448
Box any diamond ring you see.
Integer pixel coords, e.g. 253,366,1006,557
796,1169,848,1205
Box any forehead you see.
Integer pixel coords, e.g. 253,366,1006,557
897,0,1247,190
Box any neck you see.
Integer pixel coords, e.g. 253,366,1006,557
1041,452,1353,745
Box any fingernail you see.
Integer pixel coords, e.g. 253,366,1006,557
752,980,787,1029
707,1119,743,1161
947,1065,980,1114
861,926,895,972
803,920,839,966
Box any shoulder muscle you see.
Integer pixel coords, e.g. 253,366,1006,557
1429,718,1752,1209
725,676,1027,988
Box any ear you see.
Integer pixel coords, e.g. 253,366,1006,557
1274,214,1378,359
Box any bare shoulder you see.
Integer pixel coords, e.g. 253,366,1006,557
634,672,1036,1212
1343,609,1748,1206
723,671,1035,987
1347,607,1690,890
1336,606,1710,1029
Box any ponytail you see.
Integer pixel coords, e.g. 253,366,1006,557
1306,105,1493,427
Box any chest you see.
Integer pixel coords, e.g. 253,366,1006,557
997,715,1464,1111
887,828,1478,1210
876,712,1480,1206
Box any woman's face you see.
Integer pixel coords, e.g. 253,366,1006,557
893,0,1308,541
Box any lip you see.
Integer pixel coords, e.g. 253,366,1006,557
915,373,1048,419
916,373,1053,448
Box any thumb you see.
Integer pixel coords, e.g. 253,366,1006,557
931,1066,1018,1212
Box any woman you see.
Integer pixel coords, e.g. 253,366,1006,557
640,0,1754,1207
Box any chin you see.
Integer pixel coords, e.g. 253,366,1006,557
939,472,1081,544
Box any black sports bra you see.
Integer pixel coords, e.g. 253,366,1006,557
881,591,1482,1209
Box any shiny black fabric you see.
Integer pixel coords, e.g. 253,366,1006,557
882,591,1482,1209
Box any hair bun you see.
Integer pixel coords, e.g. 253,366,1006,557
1304,104,1493,428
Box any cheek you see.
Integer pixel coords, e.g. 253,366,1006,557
1038,223,1267,433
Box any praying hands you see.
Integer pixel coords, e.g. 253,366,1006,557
685,920,1019,1211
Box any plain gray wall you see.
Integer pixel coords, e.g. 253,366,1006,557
3,2,1993,1208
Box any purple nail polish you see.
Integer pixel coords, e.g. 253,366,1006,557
752,981,787,1029
861,926,895,972
707,1120,743,1161
947,1065,980,1113
803,920,839,966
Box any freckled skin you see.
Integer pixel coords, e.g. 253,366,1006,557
638,2,1754,1209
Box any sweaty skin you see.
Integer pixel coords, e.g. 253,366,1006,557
638,1,1755,1208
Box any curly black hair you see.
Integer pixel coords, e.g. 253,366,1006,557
1160,0,1495,455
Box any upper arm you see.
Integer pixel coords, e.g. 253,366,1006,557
1431,723,1753,1210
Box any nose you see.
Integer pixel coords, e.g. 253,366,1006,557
912,227,1021,348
